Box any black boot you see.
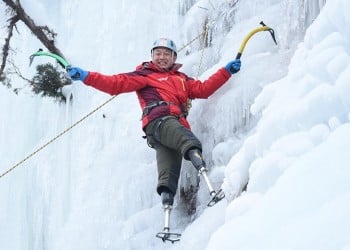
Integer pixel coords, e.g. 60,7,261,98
187,148,206,171
161,191,174,206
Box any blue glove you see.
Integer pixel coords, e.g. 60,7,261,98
225,59,241,75
66,67,88,81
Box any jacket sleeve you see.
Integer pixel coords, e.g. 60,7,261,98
187,67,231,99
83,71,147,95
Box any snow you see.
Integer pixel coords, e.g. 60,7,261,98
210,123,350,250
1,0,349,249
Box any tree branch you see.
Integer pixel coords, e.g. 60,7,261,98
0,15,18,78
1,0,66,86
2,0,65,57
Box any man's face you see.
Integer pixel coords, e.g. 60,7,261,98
152,47,176,70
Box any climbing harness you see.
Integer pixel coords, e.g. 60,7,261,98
141,101,170,119
141,100,188,120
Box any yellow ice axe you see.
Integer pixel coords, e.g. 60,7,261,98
236,21,277,59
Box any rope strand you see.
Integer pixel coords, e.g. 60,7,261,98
0,95,117,179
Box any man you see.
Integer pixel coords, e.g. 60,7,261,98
67,37,241,209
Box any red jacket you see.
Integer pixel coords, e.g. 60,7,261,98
84,61,231,130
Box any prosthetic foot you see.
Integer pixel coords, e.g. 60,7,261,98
156,192,181,243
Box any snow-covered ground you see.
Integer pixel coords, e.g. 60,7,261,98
2,0,349,249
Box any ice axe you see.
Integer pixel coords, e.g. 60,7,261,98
29,49,70,69
235,21,277,59
29,49,84,79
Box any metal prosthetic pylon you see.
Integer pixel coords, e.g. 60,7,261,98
198,167,225,207
156,204,181,243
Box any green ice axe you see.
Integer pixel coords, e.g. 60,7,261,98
29,49,84,79
236,21,277,59
29,49,70,69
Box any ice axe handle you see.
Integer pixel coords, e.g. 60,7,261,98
234,21,277,61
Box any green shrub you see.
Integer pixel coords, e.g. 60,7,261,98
31,63,71,102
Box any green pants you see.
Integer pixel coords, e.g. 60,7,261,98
145,116,202,195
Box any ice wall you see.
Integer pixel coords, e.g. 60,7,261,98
0,0,326,249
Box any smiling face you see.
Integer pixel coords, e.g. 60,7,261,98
151,47,177,70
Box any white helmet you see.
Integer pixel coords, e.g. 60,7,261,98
151,38,177,55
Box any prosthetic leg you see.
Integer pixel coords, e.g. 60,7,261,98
198,167,225,206
156,192,181,243
188,149,225,207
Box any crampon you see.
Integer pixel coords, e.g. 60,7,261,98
207,188,225,207
156,229,181,243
